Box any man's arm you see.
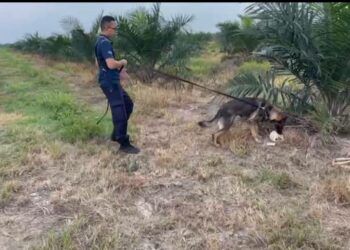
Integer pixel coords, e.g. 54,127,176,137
99,40,127,70
105,58,127,70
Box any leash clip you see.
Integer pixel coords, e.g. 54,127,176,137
258,102,266,110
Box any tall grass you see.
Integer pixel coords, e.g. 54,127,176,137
0,48,113,143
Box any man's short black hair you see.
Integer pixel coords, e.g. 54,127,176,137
101,15,116,31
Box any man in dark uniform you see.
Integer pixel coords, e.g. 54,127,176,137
95,15,140,154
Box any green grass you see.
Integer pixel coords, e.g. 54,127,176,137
0,47,123,177
188,41,223,77
32,216,118,250
236,60,271,76
52,62,76,74
0,48,113,143
33,218,84,250
258,169,295,190
0,126,44,177
263,211,339,250
236,60,303,91
239,167,296,191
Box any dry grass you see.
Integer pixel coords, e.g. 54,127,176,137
45,140,67,160
227,122,256,157
0,180,21,207
259,209,337,250
0,111,24,126
131,84,170,110
1,49,350,250
257,169,296,190
312,176,350,207
33,216,120,250
283,128,311,148
128,83,192,115
209,121,261,157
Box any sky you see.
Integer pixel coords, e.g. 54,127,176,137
0,2,251,44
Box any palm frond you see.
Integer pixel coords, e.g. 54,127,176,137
114,3,194,82
90,10,104,35
226,71,310,112
70,29,95,62
245,2,350,116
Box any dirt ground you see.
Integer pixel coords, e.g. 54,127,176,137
1,53,350,249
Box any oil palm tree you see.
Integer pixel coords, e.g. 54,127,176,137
216,15,261,56
226,3,350,118
114,3,194,83
60,11,104,63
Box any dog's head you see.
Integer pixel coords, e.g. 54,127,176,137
248,102,288,135
268,105,288,134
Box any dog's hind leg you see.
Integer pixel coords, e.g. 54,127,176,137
212,117,234,147
212,129,228,147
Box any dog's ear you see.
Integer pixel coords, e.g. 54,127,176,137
249,101,267,121
269,106,284,121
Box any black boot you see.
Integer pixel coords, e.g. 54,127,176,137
111,129,133,143
117,136,140,154
119,143,140,154
111,128,117,142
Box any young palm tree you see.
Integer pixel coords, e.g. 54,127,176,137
114,3,194,83
216,15,261,56
227,2,350,119
13,32,46,54
60,11,104,63
216,21,240,55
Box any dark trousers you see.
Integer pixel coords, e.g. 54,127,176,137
100,83,134,146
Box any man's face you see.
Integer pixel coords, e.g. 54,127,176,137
106,21,117,38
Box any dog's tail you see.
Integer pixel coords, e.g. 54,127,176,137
198,113,219,128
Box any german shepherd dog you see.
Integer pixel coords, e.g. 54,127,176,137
198,97,288,146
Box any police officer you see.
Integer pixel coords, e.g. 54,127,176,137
95,15,140,154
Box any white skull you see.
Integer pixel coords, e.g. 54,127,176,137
269,130,284,142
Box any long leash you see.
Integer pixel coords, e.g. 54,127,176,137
152,69,260,108
152,69,307,121
96,68,300,124
96,100,109,125
96,69,267,124
96,66,315,132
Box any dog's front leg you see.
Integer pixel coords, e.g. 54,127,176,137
212,133,220,147
249,122,263,143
